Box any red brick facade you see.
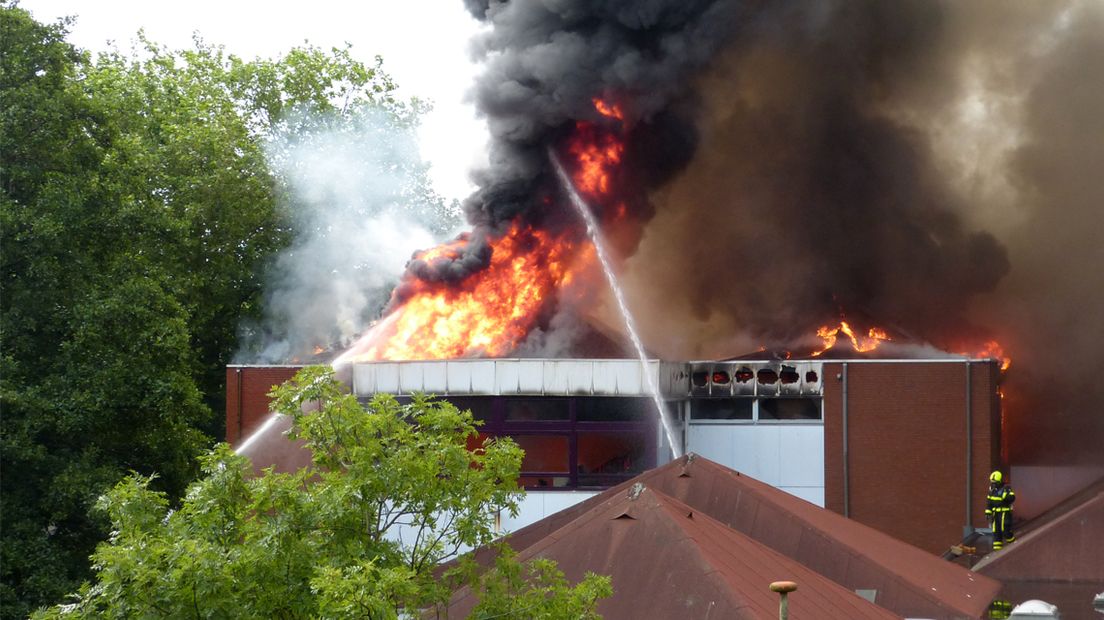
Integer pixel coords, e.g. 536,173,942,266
823,360,1002,554
224,366,302,445
227,360,1002,554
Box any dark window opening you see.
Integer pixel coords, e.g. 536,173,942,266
691,371,709,387
504,398,569,421
577,432,646,486
518,475,571,488
757,368,779,384
577,397,649,422
805,370,819,383
441,397,494,421
779,366,799,384
392,395,654,491
691,398,754,420
735,367,755,383
513,435,570,472
759,398,821,420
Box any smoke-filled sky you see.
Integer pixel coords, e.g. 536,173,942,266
453,0,1104,467
32,0,1103,466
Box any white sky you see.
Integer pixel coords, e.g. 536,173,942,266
23,0,489,203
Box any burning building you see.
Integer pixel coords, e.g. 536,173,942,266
232,0,1104,597
229,352,1003,556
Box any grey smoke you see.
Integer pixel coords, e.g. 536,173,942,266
236,107,460,363
453,0,1104,466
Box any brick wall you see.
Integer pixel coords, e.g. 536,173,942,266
824,360,1001,554
225,365,303,446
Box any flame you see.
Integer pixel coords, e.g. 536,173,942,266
959,339,1012,372
593,97,624,121
335,98,627,364
811,320,891,356
568,121,623,196
336,223,590,363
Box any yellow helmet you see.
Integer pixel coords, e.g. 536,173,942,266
990,470,1003,483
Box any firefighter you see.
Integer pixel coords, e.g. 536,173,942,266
986,470,1016,550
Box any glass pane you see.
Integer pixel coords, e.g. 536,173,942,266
519,475,571,489
759,398,822,420
504,399,569,421
690,399,753,420
513,435,569,472
576,397,650,422
577,432,646,476
443,397,494,421
465,432,493,453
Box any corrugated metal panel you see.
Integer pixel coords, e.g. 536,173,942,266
566,360,593,393
515,359,545,393
398,363,422,393
541,360,571,393
423,363,448,393
611,360,645,395
467,361,497,393
350,359,682,398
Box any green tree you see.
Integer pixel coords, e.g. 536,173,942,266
32,367,610,618
1,5,453,615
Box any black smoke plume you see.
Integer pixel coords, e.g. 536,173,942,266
445,1,1104,487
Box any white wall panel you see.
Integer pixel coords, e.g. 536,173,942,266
374,363,401,393
446,362,471,393
778,486,824,507
779,426,824,488
687,423,825,507
686,425,736,470
422,363,448,393
467,361,496,393
399,363,423,393
515,360,545,393
498,491,599,534
542,361,571,393
567,361,594,393
613,361,644,395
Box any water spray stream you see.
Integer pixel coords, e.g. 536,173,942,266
234,412,284,455
550,150,682,458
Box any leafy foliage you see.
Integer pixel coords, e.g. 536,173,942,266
32,367,610,619
1,5,455,615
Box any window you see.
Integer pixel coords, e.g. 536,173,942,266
414,395,657,491
504,398,569,421
758,398,822,421
576,397,650,422
577,432,647,486
691,398,753,420
513,435,570,472
688,397,823,422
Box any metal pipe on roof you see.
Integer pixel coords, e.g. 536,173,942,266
842,362,850,518
965,360,973,536
235,367,243,444
769,581,797,620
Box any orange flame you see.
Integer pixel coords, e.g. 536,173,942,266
568,122,623,196
336,223,590,363
811,321,891,357
336,98,627,364
965,339,1012,372
593,97,624,121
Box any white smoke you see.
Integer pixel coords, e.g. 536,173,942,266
237,106,461,363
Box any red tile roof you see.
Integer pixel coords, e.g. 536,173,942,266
447,485,900,619
467,454,999,619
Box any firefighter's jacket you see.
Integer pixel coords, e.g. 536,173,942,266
985,483,1015,518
